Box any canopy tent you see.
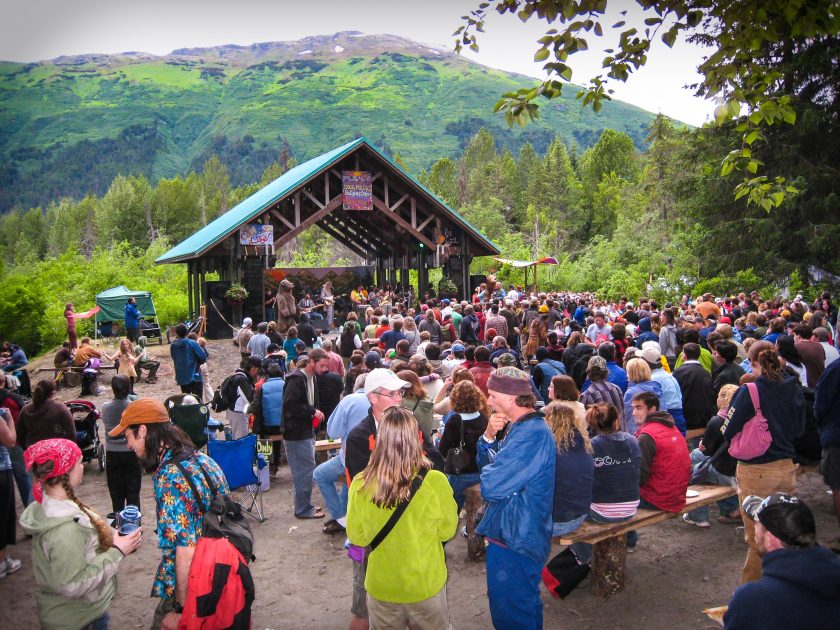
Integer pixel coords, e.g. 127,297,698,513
492,257,559,294
94,286,161,343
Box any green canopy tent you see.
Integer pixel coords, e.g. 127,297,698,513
94,286,161,343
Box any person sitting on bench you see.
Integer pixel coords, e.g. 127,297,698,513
132,336,160,384
626,391,690,551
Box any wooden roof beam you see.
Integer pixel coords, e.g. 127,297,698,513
372,197,435,249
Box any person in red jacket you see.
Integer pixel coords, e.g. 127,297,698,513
627,390,690,550
469,345,494,397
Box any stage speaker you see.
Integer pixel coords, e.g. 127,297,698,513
204,281,233,339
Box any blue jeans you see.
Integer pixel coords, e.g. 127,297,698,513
283,438,317,517
551,513,587,538
571,509,634,564
82,612,109,630
486,542,543,630
447,472,481,512
313,453,347,520
8,446,32,506
627,498,658,548
686,448,738,522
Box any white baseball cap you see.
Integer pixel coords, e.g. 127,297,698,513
365,368,410,394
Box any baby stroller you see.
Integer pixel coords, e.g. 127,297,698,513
66,400,105,472
80,358,101,397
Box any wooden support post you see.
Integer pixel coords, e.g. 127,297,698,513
187,262,193,319
591,534,628,598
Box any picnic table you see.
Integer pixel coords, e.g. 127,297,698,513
463,483,738,597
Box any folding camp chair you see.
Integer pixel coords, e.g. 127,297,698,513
165,396,211,450
207,434,265,522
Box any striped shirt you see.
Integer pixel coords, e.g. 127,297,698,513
580,380,624,413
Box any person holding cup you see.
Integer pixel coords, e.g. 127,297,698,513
20,438,142,630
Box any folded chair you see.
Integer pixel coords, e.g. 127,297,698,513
207,434,266,522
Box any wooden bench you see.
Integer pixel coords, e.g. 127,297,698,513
259,434,342,453
463,484,737,596
685,428,704,441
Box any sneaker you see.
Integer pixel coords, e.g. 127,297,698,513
683,514,711,528
0,556,22,578
323,519,345,535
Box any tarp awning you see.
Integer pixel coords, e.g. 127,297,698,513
493,257,559,268
94,286,157,322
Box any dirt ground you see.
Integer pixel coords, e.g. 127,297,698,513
4,339,839,629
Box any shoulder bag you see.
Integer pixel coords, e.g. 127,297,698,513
728,382,772,461
444,416,472,475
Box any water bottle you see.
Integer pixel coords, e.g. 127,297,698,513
117,505,142,535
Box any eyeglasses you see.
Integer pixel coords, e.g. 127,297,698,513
374,389,405,400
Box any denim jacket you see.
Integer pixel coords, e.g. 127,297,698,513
476,411,556,565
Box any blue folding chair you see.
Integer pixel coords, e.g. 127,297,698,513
207,434,265,522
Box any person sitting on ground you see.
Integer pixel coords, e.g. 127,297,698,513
682,383,741,528
622,359,663,435
438,381,492,510
724,493,840,630
579,356,624,414
17,380,76,449
627,391,690,551
712,339,747,394
20,438,142,628
569,403,641,565
132,336,160,384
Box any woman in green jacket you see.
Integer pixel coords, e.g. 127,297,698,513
20,438,142,630
347,406,458,629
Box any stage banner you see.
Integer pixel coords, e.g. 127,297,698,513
342,171,372,210
240,224,274,245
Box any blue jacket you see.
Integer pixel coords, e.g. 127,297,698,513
582,362,628,394
476,411,556,565
124,303,141,328
724,546,840,630
531,358,566,403
169,338,206,385
622,380,663,434
723,375,804,464
813,359,840,448
326,389,370,465
260,377,285,428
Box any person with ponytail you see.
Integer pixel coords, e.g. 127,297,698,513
724,341,805,584
17,379,76,449
19,438,142,629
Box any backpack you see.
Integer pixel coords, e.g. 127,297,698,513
210,374,237,413
179,495,255,629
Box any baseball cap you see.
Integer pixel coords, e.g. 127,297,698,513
742,493,816,547
639,341,661,364
364,351,383,368
451,343,465,352
108,398,170,437
365,368,409,394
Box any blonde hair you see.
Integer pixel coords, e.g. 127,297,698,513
717,384,739,410
626,358,652,383
360,406,430,508
544,401,592,454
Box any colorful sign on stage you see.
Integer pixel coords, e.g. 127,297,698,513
342,171,373,210
240,224,274,246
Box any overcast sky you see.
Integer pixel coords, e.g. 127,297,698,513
0,0,717,126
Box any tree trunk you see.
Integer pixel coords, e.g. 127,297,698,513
590,534,627,598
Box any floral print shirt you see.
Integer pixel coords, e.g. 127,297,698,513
152,449,228,598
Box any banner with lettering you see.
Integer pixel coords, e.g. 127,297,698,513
240,224,274,246
342,171,373,210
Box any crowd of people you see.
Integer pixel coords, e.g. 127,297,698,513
1,284,839,629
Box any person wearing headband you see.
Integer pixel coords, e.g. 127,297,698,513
724,493,840,629
19,438,142,629
476,368,556,630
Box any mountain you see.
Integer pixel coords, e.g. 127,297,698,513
0,31,659,213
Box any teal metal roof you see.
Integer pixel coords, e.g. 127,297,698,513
157,137,498,264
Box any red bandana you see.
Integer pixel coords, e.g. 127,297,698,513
24,438,82,503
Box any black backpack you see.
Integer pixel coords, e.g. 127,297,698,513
203,494,255,563
211,374,237,413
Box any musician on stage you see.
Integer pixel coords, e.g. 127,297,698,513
298,293,316,313
320,281,335,329
350,284,367,307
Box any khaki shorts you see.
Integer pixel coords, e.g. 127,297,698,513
367,587,452,630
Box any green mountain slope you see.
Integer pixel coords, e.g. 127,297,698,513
0,31,658,212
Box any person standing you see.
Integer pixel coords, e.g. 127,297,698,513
321,281,335,330
19,438,143,627
124,297,141,343
224,357,260,440
101,375,142,514
109,399,228,630
346,406,457,629
250,363,285,474
477,369,555,630
169,324,206,399
64,303,77,350
282,349,329,519
0,407,21,579
246,322,271,360
17,380,76,449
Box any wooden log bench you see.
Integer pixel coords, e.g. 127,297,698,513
463,484,737,595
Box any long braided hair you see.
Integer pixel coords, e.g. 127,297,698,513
32,460,112,552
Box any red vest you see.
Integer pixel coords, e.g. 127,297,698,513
638,421,690,512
